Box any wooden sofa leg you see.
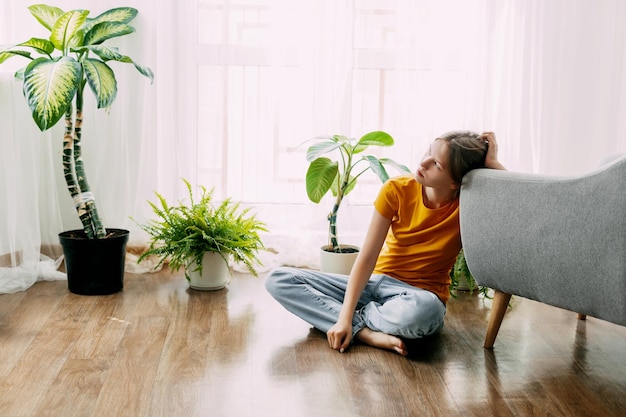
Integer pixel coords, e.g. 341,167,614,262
577,313,587,320
484,290,512,349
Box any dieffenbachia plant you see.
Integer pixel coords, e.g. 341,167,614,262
305,131,411,252
0,4,153,239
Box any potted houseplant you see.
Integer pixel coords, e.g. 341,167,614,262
137,179,268,291
0,4,153,295
449,249,490,298
305,131,411,274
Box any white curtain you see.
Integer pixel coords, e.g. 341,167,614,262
1,0,625,293
0,0,194,292
482,0,626,174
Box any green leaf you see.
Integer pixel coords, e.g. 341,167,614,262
305,158,338,203
81,45,154,83
332,134,350,143
50,10,89,51
81,7,137,35
364,155,390,183
83,59,117,108
0,50,32,64
80,45,124,60
306,140,341,162
128,59,154,83
137,179,266,277
379,157,412,174
19,38,55,55
14,68,25,80
354,130,394,153
22,56,81,131
332,174,356,197
84,22,135,46
358,130,394,146
90,7,137,26
28,4,65,32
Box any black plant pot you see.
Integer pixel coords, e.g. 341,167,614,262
59,228,129,295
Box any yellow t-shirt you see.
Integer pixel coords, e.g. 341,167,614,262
373,175,461,303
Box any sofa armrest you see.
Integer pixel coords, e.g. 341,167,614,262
459,157,626,327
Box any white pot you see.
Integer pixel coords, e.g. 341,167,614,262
319,244,360,275
456,274,477,291
187,252,230,291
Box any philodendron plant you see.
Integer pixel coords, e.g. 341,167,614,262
305,131,411,253
0,4,153,239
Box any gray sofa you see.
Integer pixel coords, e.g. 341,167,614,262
459,154,626,348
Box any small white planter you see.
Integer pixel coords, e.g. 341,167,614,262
187,252,230,291
456,274,478,292
319,244,360,275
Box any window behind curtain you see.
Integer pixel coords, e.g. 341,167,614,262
194,0,485,215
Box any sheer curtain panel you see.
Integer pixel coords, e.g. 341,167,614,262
2,0,626,293
0,0,191,292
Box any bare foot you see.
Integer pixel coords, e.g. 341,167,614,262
356,327,408,356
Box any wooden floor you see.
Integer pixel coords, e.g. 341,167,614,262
1,269,625,417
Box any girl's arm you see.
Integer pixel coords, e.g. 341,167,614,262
480,131,507,171
327,210,392,352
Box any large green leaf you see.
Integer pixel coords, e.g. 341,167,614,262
50,10,89,51
0,50,32,64
306,140,341,162
364,155,390,183
354,130,394,153
379,157,411,174
83,59,116,108
305,158,338,203
19,38,55,55
91,7,137,24
28,4,65,32
23,56,81,131
82,7,137,35
358,130,394,146
84,22,135,46
81,45,154,83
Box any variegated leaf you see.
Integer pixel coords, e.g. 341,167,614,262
83,45,124,61
27,4,65,32
51,10,89,51
84,22,135,46
83,59,117,108
23,57,81,131
90,7,137,26
81,46,154,83
0,50,31,64
18,38,55,55
130,60,154,83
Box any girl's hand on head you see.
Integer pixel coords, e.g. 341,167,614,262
480,131,506,170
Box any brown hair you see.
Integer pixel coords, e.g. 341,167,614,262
436,130,488,186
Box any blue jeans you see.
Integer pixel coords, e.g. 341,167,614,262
265,266,446,340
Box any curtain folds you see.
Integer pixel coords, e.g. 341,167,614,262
1,0,625,293
0,0,189,291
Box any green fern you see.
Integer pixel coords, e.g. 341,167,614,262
137,179,267,280
449,249,491,298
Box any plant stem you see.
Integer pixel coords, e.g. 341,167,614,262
328,177,348,252
73,94,106,238
61,89,106,239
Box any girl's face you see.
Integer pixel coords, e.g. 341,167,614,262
415,139,458,192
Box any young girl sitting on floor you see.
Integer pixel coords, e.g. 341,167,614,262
265,131,506,356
